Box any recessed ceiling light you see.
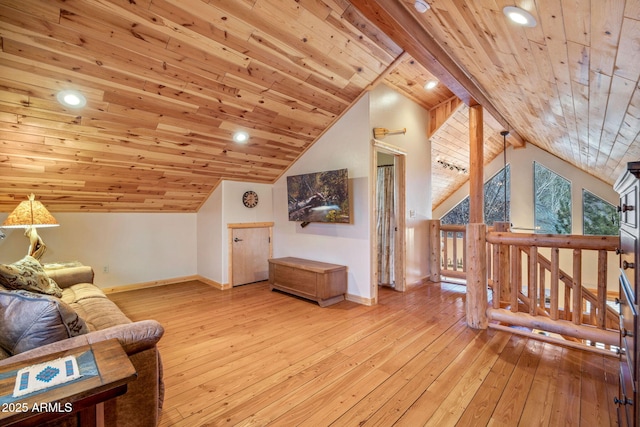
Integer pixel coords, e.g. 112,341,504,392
233,131,249,143
424,80,438,90
56,90,87,108
503,6,537,27
414,0,430,13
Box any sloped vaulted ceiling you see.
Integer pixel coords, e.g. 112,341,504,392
0,0,638,213
0,0,407,212
355,0,640,187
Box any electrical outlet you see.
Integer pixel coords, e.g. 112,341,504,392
103,265,109,273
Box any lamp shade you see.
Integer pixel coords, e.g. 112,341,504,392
2,194,59,228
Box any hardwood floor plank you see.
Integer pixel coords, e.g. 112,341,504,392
107,280,619,427
422,331,512,426
518,342,563,425
549,347,582,425
456,334,528,426
331,318,469,426
362,324,481,425
396,330,511,426
580,352,614,427
488,339,544,425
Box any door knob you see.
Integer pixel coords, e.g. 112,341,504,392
234,237,243,242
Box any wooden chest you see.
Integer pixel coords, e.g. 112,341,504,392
268,257,347,307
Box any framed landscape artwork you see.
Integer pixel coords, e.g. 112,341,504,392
287,168,350,224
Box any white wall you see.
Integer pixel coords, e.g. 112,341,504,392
197,180,274,285
272,93,372,299
369,84,432,286
197,185,224,283
0,212,197,289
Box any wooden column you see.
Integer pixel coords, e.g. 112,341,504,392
427,219,441,282
466,104,487,329
466,223,488,328
469,105,484,223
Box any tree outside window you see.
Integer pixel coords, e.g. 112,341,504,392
441,165,510,225
534,162,571,234
583,190,619,235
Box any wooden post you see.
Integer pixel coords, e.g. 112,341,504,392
427,220,441,282
469,104,484,224
466,223,488,329
466,104,487,329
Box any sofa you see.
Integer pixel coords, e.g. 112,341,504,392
0,257,164,427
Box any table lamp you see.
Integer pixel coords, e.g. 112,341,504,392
2,194,59,260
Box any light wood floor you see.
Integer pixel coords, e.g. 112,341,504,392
109,280,619,426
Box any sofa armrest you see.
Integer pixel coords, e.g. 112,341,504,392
0,320,164,367
44,266,95,289
85,320,164,355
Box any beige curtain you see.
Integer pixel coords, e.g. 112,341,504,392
377,165,395,287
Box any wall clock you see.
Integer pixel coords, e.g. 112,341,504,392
242,190,259,208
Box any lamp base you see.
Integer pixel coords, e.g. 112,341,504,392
25,227,47,260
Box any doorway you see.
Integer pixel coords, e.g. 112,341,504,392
372,140,406,302
229,223,273,286
377,153,396,287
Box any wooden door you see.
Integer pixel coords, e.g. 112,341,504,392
231,227,270,286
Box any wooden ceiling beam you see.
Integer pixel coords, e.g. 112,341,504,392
348,0,525,148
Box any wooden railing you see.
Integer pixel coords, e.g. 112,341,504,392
440,224,467,280
486,230,620,348
430,220,621,351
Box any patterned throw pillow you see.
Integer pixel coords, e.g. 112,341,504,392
0,256,62,297
0,290,89,355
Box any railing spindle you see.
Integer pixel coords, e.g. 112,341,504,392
529,246,538,315
550,248,560,320
511,246,520,313
492,240,500,309
462,232,467,272
572,249,582,325
452,232,458,271
539,264,547,312
442,230,448,270
597,250,607,329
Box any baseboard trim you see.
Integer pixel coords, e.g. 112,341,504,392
196,275,231,290
102,275,201,294
408,276,430,286
346,293,374,306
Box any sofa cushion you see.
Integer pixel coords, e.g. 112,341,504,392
0,290,89,355
70,296,132,331
61,283,108,305
0,256,62,297
45,266,94,289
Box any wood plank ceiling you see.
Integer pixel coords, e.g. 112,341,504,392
0,0,410,211
0,0,638,213
374,0,640,208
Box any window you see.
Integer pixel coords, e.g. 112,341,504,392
583,190,619,235
441,165,510,225
534,162,571,234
